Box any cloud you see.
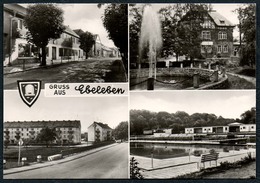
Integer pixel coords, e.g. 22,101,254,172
130,91,255,119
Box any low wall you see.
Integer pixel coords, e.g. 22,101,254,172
131,68,228,90
131,68,214,80
13,57,39,65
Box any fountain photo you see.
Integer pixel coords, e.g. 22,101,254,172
130,90,256,179
129,4,256,90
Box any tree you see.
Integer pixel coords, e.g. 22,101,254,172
79,31,95,59
130,157,143,179
100,4,128,71
240,107,256,124
159,4,211,60
113,121,128,140
37,127,57,147
129,4,144,67
235,4,256,67
24,4,65,66
4,130,10,150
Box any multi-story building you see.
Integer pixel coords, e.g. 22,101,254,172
200,10,235,59
3,4,84,66
3,120,81,144
46,26,84,61
88,122,113,142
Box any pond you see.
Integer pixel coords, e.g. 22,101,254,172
130,76,208,90
130,142,246,159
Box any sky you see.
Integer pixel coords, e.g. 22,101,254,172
4,91,128,132
21,3,116,48
130,90,255,119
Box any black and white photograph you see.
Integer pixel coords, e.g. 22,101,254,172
4,3,128,90
129,4,256,90
1,1,259,182
3,91,129,179
130,91,256,179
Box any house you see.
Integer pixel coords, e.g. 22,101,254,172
88,122,113,142
3,4,84,66
46,26,84,61
3,4,31,66
200,10,235,59
3,120,81,144
185,123,255,134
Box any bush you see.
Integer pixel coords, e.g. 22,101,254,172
209,149,217,154
130,157,143,179
223,147,229,152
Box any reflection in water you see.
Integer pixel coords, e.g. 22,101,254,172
130,142,245,159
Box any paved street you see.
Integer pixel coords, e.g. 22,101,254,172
4,58,127,89
4,142,128,179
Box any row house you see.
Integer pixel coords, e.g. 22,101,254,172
200,10,235,59
4,120,81,144
88,122,113,142
185,123,255,134
3,4,84,66
46,26,84,61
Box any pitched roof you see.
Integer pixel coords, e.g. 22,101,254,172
208,11,235,27
64,26,80,38
4,120,81,128
73,29,85,36
89,121,112,130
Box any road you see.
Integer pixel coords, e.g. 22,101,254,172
4,143,128,179
4,58,127,89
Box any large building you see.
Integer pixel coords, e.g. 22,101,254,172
200,10,235,59
88,122,113,142
3,4,84,66
4,120,81,144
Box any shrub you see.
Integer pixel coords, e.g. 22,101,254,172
209,149,216,154
130,157,143,179
223,147,229,152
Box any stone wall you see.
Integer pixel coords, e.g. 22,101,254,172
131,68,228,89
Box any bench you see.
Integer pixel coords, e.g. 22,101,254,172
200,153,219,168
47,154,63,161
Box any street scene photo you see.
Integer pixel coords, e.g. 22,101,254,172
130,91,256,179
4,3,128,89
3,91,129,179
129,4,256,90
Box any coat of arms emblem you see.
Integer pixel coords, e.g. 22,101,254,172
17,80,41,107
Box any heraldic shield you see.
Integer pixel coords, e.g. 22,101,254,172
17,80,41,107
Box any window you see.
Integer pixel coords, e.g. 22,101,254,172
18,19,23,29
223,45,228,53
251,126,254,129
220,20,225,24
201,45,212,53
243,126,246,129
218,32,227,40
217,45,222,53
202,31,211,40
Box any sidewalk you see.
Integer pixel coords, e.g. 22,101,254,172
4,143,118,175
132,148,255,178
4,58,83,75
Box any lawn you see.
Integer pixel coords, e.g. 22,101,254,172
227,74,255,89
4,141,114,169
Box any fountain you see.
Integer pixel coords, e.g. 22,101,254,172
139,5,162,90
131,5,228,90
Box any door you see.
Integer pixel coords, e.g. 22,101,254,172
52,47,56,60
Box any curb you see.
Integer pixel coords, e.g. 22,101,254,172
3,143,118,175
